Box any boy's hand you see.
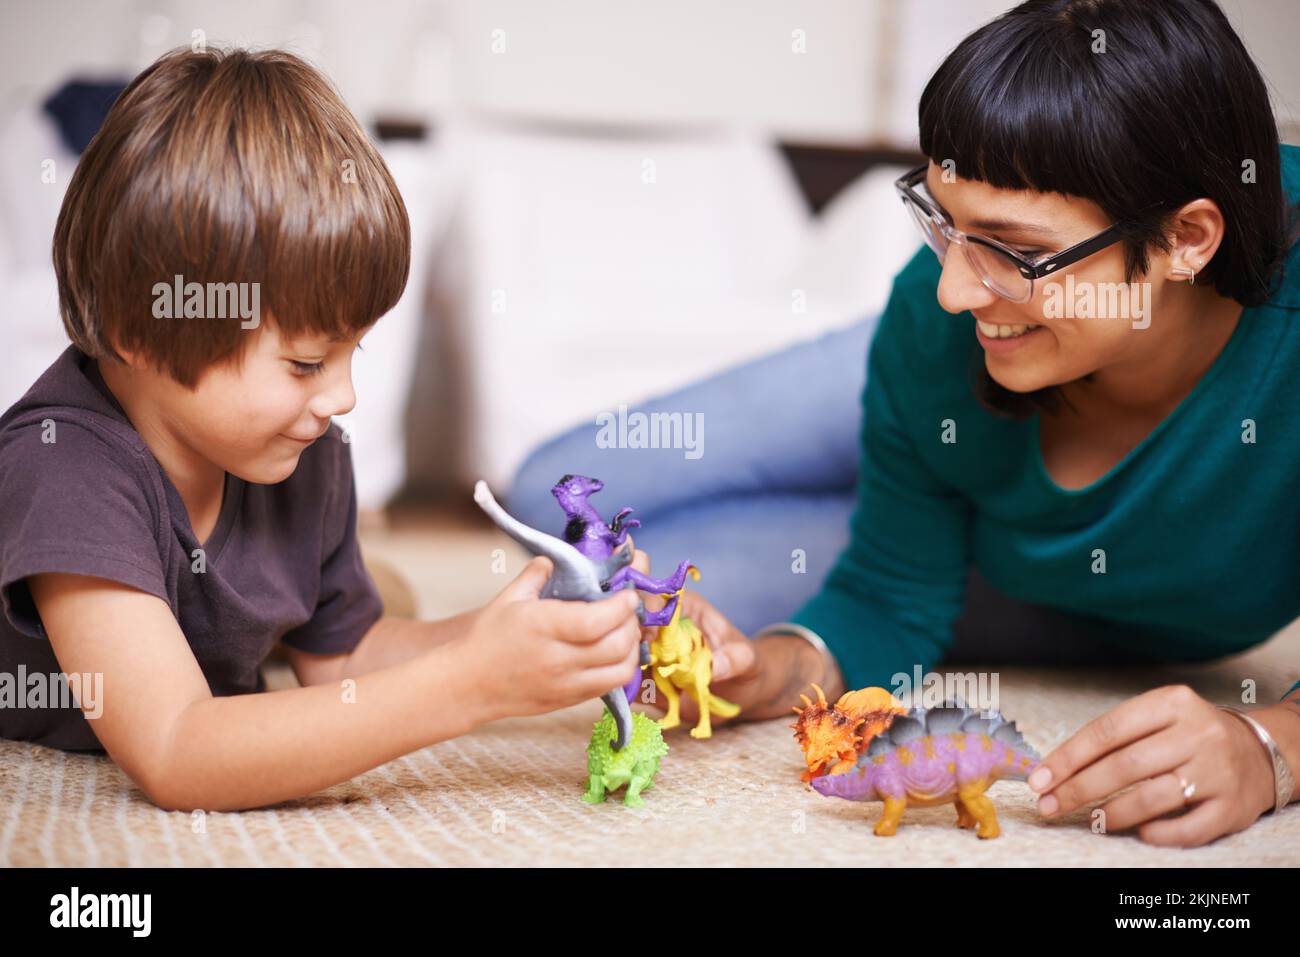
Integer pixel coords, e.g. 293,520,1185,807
461,556,643,724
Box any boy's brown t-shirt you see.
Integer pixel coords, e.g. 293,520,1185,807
0,346,383,752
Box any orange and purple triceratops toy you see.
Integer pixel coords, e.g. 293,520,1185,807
792,685,1041,838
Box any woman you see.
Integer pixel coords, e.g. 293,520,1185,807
511,0,1299,846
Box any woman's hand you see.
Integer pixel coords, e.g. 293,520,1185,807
655,588,762,717
1028,684,1277,847
621,550,769,723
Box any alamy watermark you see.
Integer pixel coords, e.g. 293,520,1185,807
595,404,704,460
152,274,260,329
890,665,1000,712
1042,276,1151,329
0,667,103,719
50,886,150,936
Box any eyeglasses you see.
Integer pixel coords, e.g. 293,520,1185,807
894,164,1156,303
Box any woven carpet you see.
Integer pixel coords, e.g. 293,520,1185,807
3,625,1298,867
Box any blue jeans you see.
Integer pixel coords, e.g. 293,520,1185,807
510,316,1158,666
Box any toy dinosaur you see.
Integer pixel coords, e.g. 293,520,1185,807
793,685,1042,838
792,685,907,782
474,475,694,750
648,568,740,738
581,710,669,807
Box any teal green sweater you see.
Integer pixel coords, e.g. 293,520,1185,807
790,144,1300,691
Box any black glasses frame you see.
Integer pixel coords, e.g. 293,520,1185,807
894,164,1161,289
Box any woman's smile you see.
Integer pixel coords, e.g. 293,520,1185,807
974,317,1048,353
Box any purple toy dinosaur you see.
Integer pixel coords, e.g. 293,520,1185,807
474,474,693,750
795,687,1043,838
551,474,691,624
550,474,690,706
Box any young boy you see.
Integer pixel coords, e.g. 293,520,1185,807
0,47,643,811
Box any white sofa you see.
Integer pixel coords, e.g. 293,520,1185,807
416,120,920,493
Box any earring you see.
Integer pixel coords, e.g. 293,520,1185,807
1172,264,1196,285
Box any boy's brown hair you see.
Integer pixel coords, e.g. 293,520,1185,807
53,46,410,388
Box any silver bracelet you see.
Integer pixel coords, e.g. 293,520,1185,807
1219,706,1295,814
753,622,840,681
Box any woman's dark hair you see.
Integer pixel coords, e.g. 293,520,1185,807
917,0,1299,418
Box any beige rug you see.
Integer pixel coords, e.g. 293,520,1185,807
4,512,1298,866
3,633,1298,867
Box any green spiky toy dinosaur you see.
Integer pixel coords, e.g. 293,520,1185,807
582,710,668,806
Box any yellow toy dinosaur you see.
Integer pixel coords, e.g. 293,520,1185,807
649,568,740,738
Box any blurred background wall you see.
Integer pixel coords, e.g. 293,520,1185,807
2,0,1297,515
